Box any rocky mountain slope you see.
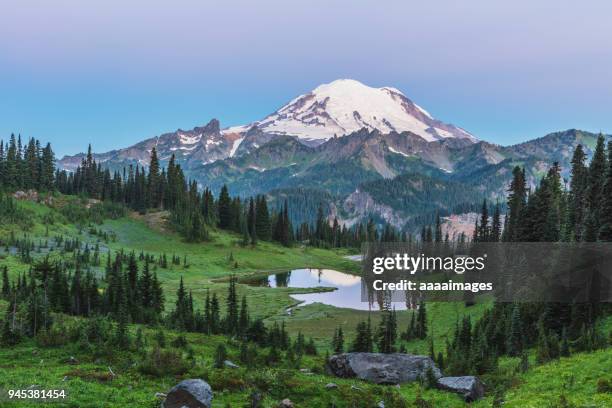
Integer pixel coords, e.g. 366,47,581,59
58,79,475,172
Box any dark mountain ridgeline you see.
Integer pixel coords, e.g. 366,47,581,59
56,122,610,231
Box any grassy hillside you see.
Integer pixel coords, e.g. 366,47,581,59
1,196,611,407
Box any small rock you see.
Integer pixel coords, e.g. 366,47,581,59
378,401,385,408
325,383,338,389
163,379,213,408
155,392,167,399
278,399,294,408
224,360,239,369
436,376,485,402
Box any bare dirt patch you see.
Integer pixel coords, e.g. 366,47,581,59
130,210,171,233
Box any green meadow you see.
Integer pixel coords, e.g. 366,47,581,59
1,197,611,407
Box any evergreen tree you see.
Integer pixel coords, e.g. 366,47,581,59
225,275,239,335
248,198,257,245
491,202,501,242
147,147,162,208
504,166,527,242
507,304,523,356
560,326,570,357
210,292,221,334
598,141,612,241
416,302,427,339
217,185,232,229
214,343,227,368
434,212,442,243
114,279,130,347
568,144,588,241
351,319,373,352
584,135,607,241
376,307,397,353
477,199,489,242
332,327,344,353
255,195,271,240
238,295,249,337
1,267,9,298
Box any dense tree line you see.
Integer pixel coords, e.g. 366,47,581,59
443,135,612,376
2,136,442,250
0,134,55,192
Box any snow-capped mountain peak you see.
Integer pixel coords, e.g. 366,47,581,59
243,79,475,143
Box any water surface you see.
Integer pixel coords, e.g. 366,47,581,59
245,268,407,311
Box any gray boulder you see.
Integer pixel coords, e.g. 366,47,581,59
328,353,441,385
436,376,485,402
163,379,213,408
278,399,294,408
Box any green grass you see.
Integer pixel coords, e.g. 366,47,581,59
2,197,612,407
276,301,489,353
500,349,612,408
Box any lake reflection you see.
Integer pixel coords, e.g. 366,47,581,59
244,268,407,311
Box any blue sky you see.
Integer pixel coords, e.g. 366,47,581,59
1,0,611,157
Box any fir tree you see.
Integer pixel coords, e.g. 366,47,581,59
217,185,232,229
491,202,501,242
332,327,344,353
225,275,239,335
1,267,9,298
247,198,257,245
238,295,249,337
351,320,373,352
507,304,523,356
214,343,227,368
210,292,221,334
376,307,397,353
416,302,427,339
584,135,607,241
504,166,526,242
568,144,588,241
598,141,612,241
255,195,271,240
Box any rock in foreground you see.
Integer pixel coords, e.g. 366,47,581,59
163,379,213,408
436,376,485,401
328,353,441,385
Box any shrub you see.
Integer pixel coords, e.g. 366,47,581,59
207,369,247,391
171,334,189,349
423,366,438,389
413,387,433,408
139,346,191,377
597,378,612,393
89,201,126,222
245,369,296,396
36,320,70,347
214,344,227,369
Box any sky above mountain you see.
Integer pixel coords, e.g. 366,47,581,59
1,0,611,156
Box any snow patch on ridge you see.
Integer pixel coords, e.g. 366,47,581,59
229,137,244,157
387,146,411,158
179,133,201,145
